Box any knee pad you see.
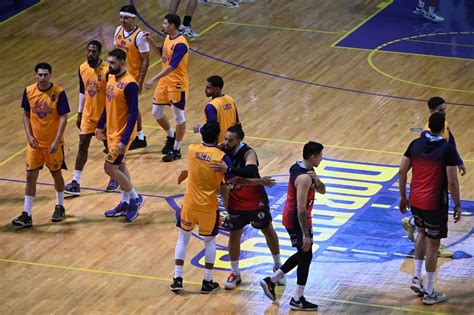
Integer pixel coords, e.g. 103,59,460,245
151,104,165,120
171,106,186,125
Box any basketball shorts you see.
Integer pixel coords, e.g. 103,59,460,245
411,205,448,239
177,207,220,236
106,137,133,165
227,205,272,231
153,81,187,110
80,116,99,135
26,145,67,172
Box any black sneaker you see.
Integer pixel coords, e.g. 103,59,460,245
201,279,220,294
51,205,66,222
161,135,175,154
129,136,147,150
162,149,181,162
260,277,276,301
289,296,318,311
12,212,32,228
64,180,80,196
170,277,184,293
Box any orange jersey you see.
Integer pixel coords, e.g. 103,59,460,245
22,83,70,148
115,26,145,81
104,72,138,143
183,144,226,212
161,34,189,89
207,95,238,143
79,60,107,122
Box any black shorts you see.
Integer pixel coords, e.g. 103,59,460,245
287,228,313,249
411,205,448,240
227,206,272,231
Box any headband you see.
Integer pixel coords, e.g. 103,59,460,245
120,12,136,18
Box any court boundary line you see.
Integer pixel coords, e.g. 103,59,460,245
0,0,43,26
0,257,451,315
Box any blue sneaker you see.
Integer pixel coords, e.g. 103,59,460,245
104,202,129,217
106,179,120,192
126,194,144,222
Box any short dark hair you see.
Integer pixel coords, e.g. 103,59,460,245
428,97,445,110
120,5,138,15
227,123,244,140
164,13,181,29
428,112,445,134
303,141,324,159
201,121,220,144
35,62,52,73
109,48,126,62
87,40,102,52
207,75,224,89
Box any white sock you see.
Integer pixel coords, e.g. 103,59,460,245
418,0,425,8
127,188,139,200
426,271,435,294
121,190,130,204
273,254,282,268
24,195,34,215
173,140,181,151
414,259,424,279
175,265,183,278
56,191,64,206
230,260,240,275
166,129,174,137
294,285,305,300
137,130,145,140
429,6,435,14
270,269,285,283
409,216,416,227
73,170,82,184
204,268,213,281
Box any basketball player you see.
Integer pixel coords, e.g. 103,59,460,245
95,49,144,222
260,141,325,311
12,62,70,228
192,75,239,144
402,96,466,257
208,124,283,290
64,40,118,196
170,0,199,38
145,14,189,162
171,121,275,294
114,5,149,150
399,112,461,305
414,0,444,22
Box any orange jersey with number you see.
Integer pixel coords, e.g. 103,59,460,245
79,61,107,122
183,144,225,212
115,26,143,81
161,34,189,89
208,95,238,143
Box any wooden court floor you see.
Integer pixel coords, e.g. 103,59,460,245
0,0,473,314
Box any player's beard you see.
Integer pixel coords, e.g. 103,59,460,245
108,67,121,75
87,57,99,67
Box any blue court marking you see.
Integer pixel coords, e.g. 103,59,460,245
130,0,474,107
335,0,474,60
0,0,40,23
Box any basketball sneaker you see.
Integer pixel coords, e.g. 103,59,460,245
162,135,175,154
162,149,181,162
423,290,448,305
51,205,66,222
260,277,276,301
179,25,198,39
65,180,80,196
410,276,425,296
12,212,32,228
106,179,120,193
438,244,454,258
413,6,426,16
126,194,144,222
224,272,241,290
201,279,220,294
289,296,318,311
423,11,444,22
170,277,184,293
129,136,147,150
104,201,129,217
401,217,415,242
273,267,286,286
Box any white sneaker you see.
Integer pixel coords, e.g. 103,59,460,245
410,276,425,296
413,6,426,15
224,272,241,290
423,11,445,23
401,217,415,242
423,290,448,305
179,25,198,38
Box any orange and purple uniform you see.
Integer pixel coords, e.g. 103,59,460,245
153,34,189,110
22,83,70,171
178,143,231,236
204,95,239,143
97,72,138,165
78,60,108,135
114,25,149,81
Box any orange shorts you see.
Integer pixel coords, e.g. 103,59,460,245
106,138,132,165
26,145,66,171
153,81,188,110
177,207,220,236
80,116,99,135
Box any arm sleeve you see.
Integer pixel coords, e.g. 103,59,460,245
169,43,188,68
446,144,458,166
120,82,139,144
113,26,120,46
204,104,218,122
229,164,259,178
78,69,85,94
97,108,106,129
136,31,151,53
21,89,30,112
57,91,71,116
448,129,464,165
